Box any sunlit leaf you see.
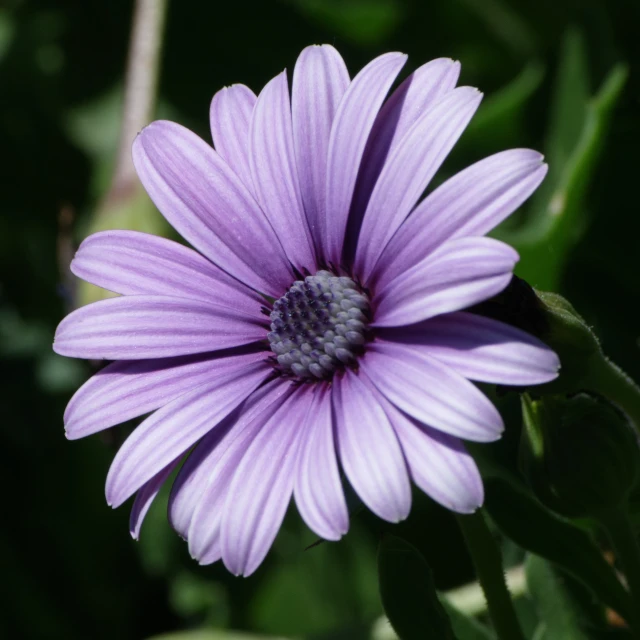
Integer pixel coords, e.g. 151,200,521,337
442,601,496,640
526,555,591,640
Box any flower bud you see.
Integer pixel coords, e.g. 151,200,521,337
533,291,603,394
471,276,604,394
521,393,640,517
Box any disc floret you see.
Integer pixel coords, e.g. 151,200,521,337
268,270,371,379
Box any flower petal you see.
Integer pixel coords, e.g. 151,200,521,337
294,384,348,540
169,379,287,543
209,84,256,188
185,379,293,564
71,230,262,314
346,58,460,254
221,386,312,576
374,149,547,289
333,370,411,522
373,237,518,328
63,349,266,440
362,341,503,442
105,358,270,508
129,458,181,540
355,87,482,280
292,45,350,254
169,429,228,544
323,52,407,265
53,295,267,360
379,311,560,385
249,71,316,270
132,120,292,296
381,399,483,513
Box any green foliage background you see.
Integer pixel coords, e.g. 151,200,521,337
1,0,639,638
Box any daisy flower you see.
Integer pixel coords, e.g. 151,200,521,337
54,45,559,576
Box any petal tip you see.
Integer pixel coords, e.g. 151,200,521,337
105,476,125,509
464,502,482,515
392,508,411,524
63,425,81,441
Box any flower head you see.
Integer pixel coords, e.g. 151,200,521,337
54,45,559,576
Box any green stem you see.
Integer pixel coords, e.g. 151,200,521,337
590,356,640,435
456,511,526,640
601,508,640,635
111,0,169,199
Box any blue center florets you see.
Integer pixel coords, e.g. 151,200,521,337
267,270,371,379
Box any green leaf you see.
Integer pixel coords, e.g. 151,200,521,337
499,28,628,289
484,478,633,623
378,534,456,640
169,572,229,628
519,393,553,506
251,518,380,636
543,28,590,175
442,602,496,640
466,62,545,151
526,555,591,640
456,0,537,55
513,27,590,231
286,0,404,46
145,631,290,640
0,8,16,62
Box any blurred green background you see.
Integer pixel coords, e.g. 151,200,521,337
1,0,639,638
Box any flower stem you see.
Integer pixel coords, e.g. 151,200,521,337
601,508,640,635
590,356,640,435
456,510,526,640
111,0,169,200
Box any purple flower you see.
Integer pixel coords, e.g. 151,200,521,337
54,46,559,576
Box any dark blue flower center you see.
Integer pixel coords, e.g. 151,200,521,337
268,270,371,379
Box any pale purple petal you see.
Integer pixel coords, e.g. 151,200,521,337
323,52,407,265
379,312,560,385
209,84,256,188
381,399,483,513
374,150,547,289
169,379,288,544
292,45,350,253
64,349,266,440
221,386,312,576
53,295,267,360
373,237,518,328
293,385,348,540
346,58,460,257
355,87,482,280
71,230,263,314
169,427,229,543
249,71,316,270
362,342,503,442
132,120,292,296
129,458,181,540
105,359,270,508
182,380,293,564
332,370,411,522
